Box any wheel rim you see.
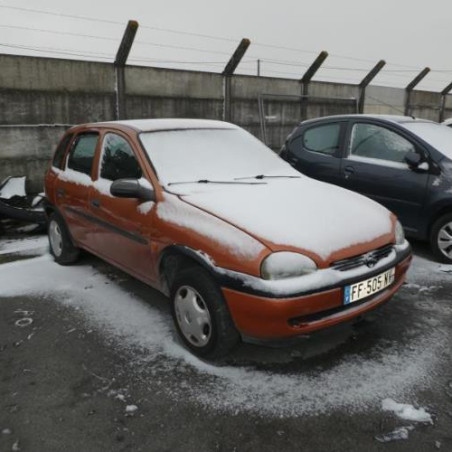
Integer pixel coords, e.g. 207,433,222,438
174,285,212,347
437,221,452,259
49,220,63,257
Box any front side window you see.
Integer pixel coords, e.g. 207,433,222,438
100,133,142,181
302,123,341,155
349,123,415,163
67,133,99,176
53,133,73,169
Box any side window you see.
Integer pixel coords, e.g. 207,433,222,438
349,123,415,163
67,133,99,176
301,123,341,155
52,133,73,169
100,133,142,181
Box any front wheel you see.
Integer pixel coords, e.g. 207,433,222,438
430,213,452,264
48,213,80,265
170,266,240,359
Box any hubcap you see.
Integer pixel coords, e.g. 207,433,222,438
49,220,63,257
438,221,452,259
174,286,212,347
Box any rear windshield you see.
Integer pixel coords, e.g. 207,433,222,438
402,122,452,159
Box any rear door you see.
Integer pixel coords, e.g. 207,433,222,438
54,131,99,246
89,131,157,283
284,121,347,186
341,120,429,234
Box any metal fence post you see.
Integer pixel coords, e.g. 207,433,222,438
404,67,430,116
358,60,386,113
222,38,250,122
114,20,139,120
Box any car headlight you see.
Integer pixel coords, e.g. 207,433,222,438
395,220,405,245
261,252,317,280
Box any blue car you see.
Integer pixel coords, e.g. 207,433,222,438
280,114,452,263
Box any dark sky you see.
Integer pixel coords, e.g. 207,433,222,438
0,0,451,91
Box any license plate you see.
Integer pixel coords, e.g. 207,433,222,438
344,268,395,305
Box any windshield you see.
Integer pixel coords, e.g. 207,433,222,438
140,128,297,185
402,122,452,160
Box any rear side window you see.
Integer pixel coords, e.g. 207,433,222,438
302,123,341,155
52,133,73,169
100,133,142,181
67,133,99,176
349,123,415,163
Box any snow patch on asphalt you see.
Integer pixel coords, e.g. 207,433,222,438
0,236,48,256
382,398,433,423
0,250,449,417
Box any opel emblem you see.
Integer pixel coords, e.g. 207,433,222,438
364,253,378,268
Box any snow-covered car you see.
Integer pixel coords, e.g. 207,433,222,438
44,119,412,358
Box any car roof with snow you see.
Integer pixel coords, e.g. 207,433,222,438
301,114,434,126
73,119,238,133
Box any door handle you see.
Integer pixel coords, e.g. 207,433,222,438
56,188,65,198
91,199,101,208
344,166,355,179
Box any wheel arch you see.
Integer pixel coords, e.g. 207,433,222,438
158,245,218,296
428,204,452,237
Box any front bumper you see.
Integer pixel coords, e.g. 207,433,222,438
217,241,412,341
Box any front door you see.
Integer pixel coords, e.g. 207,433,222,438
89,131,157,284
341,121,429,234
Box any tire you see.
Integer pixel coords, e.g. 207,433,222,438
170,266,240,359
48,213,80,265
430,213,452,264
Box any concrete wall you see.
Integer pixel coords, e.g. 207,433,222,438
0,53,447,191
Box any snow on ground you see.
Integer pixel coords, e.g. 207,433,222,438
0,239,449,418
382,398,433,423
0,236,48,256
408,254,452,283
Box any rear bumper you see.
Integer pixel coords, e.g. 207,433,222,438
220,243,412,341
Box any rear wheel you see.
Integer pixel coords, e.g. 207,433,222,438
430,213,452,264
170,266,240,359
48,213,80,265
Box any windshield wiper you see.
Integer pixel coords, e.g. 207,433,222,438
234,174,301,180
167,179,267,186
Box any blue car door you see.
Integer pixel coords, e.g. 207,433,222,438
284,121,347,186
340,120,430,235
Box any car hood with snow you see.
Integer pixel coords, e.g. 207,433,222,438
172,177,395,266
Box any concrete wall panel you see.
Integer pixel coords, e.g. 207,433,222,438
126,66,224,99
0,55,114,93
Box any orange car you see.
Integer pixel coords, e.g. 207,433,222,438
44,119,412,358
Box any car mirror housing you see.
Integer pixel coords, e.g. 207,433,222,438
404,151,429,172
110,178,156,201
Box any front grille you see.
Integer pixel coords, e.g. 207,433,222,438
331,244,394,272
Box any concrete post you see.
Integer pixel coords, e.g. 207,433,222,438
114,20,139,120
358,60,386,113
299,51,328,120
222,39,251,122
404,67,430,116
439,82,452,123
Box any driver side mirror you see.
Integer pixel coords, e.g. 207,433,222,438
110,178,156,202
405,151,429,172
